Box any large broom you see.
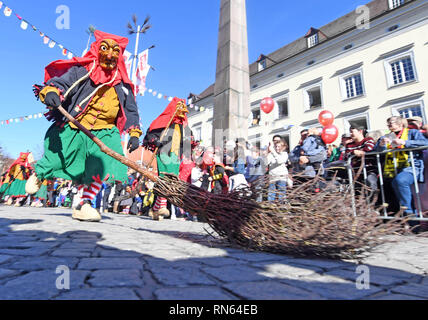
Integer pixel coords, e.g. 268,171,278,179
56,105,407,259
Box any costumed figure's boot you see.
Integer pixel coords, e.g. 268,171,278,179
158,207,170,218
151,197,169,221
14,198,22,207
72,200,102,222
25,173,42,195
72,178,103,222
5,197,13,206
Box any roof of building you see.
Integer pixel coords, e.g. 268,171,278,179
193,0,414,103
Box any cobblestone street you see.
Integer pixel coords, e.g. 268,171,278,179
0,205,426,300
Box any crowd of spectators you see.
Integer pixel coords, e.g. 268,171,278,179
1,116,427,231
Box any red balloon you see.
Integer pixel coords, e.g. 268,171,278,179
321,125,339,144
260,97,275,114
318,110,334,126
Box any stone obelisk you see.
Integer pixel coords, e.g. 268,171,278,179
212,0,250,146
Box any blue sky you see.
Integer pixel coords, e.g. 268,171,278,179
0,0,365,159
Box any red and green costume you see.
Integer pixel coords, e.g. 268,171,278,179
3,152,32,200
143,97,191,211
33,30,142,206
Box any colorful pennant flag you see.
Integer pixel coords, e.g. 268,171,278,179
20,20,28,30
4,6,11,16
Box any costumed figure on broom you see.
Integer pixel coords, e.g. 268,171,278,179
142,97,190,220
26,30,142,222
2,152,33,206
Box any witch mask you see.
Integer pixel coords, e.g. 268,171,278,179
98,39,120,71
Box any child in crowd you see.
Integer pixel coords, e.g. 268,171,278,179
209,152,229,194
267,140,289,202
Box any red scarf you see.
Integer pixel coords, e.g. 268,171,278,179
44,30,134,92
148,97,188,131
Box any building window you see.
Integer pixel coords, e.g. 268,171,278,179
194,126,202,141
344,114,370,133
384,52,417,88
276,98,289,119
340,72,365,99
251,109,261,127
388,0,405,10
303,85,323,110
307,33,319,48
393,104,425,124
390,57,415,85
258,58,267,72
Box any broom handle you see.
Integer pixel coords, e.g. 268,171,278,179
148,104,181,169
56,105,159,183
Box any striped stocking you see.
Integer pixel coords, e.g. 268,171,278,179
80,179,102,205
153,197,167,211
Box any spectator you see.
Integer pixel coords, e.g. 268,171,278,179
245,146,267,202
208,152,228,194
299,127,327,177
272,135,284,145
345,126,377,196
233,138,247,176
376,116,428,229
179,154,195,184
102,181,112,213
290,129,309,174
118,186,133,214
267,140,289,202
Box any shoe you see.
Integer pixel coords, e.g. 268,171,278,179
25,173,42,195
152,210,164,221
148,209,154,218
158,207,170,218
72,202,101,222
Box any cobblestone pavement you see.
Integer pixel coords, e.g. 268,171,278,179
0,205,426,300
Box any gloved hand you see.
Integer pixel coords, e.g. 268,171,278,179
127,136,140,153
44,91,61,109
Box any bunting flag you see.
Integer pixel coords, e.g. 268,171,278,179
0,112,44,127
0,2,76,57
20,20,28,30
3,6,11,16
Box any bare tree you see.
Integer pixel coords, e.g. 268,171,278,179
0,146,13,174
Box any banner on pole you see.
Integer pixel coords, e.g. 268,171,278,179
135,49,150,96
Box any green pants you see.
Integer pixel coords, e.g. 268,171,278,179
35,124,127,185
157,152,180,177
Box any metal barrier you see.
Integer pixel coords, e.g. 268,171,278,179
345,145,428,221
